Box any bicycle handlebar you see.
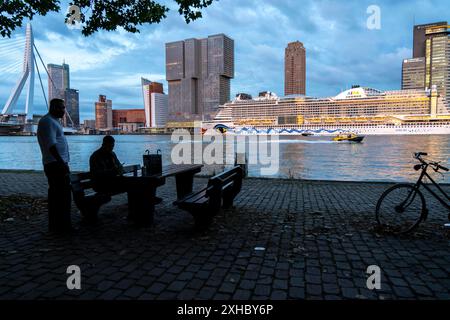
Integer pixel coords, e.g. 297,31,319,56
413,152,448,172
414,152,428,159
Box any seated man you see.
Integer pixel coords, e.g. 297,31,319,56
90,135,123,192
89,135,162,203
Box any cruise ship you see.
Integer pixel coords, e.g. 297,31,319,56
202,86,450,135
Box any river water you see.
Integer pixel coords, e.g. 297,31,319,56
0,134,449,183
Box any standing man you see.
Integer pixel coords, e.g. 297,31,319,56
37,98,72,233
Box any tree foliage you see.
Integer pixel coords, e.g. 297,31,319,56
0,0,215,37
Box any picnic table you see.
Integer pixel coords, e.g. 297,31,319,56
71,164,204,226
149,164,203,200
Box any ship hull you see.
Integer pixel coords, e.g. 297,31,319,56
205,124,450,135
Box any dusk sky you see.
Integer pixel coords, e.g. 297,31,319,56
0,0,449,121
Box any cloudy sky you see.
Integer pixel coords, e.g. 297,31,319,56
0,0,449,121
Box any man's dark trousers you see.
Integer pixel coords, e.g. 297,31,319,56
44,161,72,232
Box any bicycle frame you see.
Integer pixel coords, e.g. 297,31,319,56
414,164,450,210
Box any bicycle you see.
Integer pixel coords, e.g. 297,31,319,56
375,152,450,234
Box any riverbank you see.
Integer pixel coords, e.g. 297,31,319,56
0,171,449,300
1,169,449,187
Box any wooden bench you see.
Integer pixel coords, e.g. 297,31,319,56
174,166,243,228
70,165,140,222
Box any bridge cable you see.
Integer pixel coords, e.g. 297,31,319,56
34,55,48,111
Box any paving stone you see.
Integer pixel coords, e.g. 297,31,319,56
124,286,145,298
233,289,252,300
289,286,305,299
254,284,271,296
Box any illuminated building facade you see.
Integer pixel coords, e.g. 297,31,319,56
423,23,450,105
205,86,450,135
402,58,426,90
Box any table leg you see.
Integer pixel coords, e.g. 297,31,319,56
127,186,156,226
175,172,195,200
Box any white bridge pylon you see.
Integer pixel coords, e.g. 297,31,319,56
2,23,35,121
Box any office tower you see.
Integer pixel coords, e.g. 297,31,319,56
141,78,165,127
48,63,70,101
150,93,169,128
402,58,426,90
95,95,112,129
63,88,79,127
165,34,234,120
285,41,306,96
413,22,447,58
423,23,450,104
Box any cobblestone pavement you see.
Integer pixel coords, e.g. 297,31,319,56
0,171,449,300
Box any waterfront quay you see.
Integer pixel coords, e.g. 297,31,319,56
0,171,449,300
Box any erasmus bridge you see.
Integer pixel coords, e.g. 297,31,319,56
0,23,76,135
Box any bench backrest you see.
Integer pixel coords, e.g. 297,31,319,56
70,164,140,196
205,166,243,208
209,165,243,189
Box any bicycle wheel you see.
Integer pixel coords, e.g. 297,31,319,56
375,184,426,234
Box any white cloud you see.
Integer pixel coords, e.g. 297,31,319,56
34,30,138,72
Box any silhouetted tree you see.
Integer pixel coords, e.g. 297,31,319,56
0,0,215,37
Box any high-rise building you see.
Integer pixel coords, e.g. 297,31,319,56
165,34,234,120
150,93,169,128
402,57,426,90
413,22,447,58
423,23,450,104
48,63,70,101
95,95,112,130
63,88,79,127
47,62,81,125
141,78,166,127
285,41,306,96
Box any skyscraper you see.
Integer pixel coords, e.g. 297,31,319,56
413,22,447,58
47,62,80,126
423,23,450,104
285,41,306,96
165,34,234,120
48,63,70,101
150,93,168,128
64,88,79,127
141,78,167,128
95,95,112,130
402,57,426,90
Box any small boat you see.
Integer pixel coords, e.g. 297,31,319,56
332,132,364,142
301,132,313,136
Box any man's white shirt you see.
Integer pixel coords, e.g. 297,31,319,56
37,113,70,165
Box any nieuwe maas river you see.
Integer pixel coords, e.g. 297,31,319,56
0,134,449,183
